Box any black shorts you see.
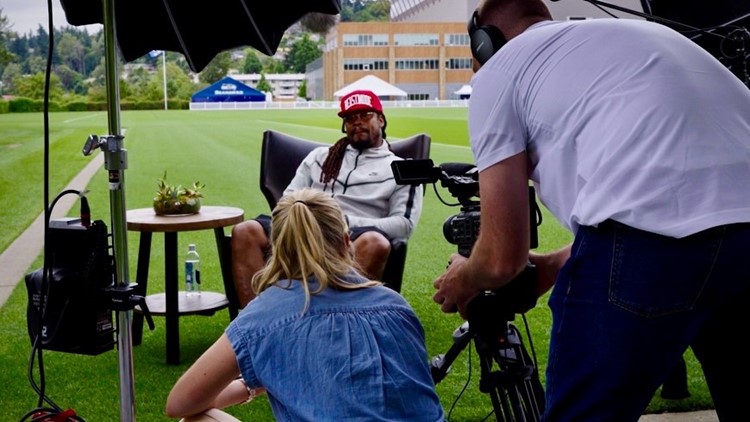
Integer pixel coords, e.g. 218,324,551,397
255,214,390,242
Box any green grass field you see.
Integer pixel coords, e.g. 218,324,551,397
0,109,712,421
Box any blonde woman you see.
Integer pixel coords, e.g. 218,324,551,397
167,188,444,421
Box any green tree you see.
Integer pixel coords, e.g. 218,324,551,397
262,56,286,74
142,78,164,102
167,61,197,100
1,62,21,94
198,51,231,84
15,72,64,100
118,78,133,99
89,58,107,88
242,49,263,73
8,34,28,64
340,0,390,22
26,55,47,75
86,57,109,100
256,73,271,93
284,34,322,73
83,33,104,78
126,66,151,86
87,84,106,102
298,79,307,99
54,64,85,94
57,32,86,74
149,61,197,101
0,8,15,69
364,0,391,21
30,26,53,65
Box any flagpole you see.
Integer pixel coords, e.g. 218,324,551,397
162,52,168,110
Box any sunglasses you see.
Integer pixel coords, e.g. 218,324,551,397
343,111,377,125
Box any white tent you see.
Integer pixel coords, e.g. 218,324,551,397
334,75,408,98
454,84,472,96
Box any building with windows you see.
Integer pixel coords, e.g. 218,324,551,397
321,21,473,101
316,0,646,101
230,73,305,101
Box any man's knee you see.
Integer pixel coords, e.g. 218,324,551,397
354,231,391,259
232,220,268,248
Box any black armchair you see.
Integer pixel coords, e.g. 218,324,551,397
260,129,431,293
221,130,431,315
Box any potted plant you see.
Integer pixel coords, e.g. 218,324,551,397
153,171,205,216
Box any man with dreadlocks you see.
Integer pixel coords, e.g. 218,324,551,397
231,89,423,307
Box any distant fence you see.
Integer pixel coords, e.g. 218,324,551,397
189,99,469,111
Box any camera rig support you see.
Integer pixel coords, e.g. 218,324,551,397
391,158,546,421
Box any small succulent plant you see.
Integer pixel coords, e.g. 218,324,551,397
153,171,205,215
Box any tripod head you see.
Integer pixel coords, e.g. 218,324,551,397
467,264,538,342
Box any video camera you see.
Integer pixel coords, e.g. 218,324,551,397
392,159,483,256
391,158,540,253
391,158,542,317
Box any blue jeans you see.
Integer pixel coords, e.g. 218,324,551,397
543,220,750,421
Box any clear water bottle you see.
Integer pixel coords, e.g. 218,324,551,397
185,243,201,297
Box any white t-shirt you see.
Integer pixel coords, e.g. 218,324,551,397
469,18,750,237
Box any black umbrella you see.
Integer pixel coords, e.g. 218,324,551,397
60,0,342,72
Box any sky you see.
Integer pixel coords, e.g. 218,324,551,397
1,0,100,35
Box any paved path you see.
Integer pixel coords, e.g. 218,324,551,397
640,410,718,421
0,152,103,309
0,151,718,421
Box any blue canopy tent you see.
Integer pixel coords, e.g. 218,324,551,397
191,76,265,103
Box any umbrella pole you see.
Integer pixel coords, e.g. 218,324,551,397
100,0,137,420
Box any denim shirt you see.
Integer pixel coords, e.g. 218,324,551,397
225,277,445,422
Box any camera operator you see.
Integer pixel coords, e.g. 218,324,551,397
432,0,750,420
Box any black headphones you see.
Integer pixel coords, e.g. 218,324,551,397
467,10,507,65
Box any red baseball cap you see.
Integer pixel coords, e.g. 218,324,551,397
338,90,383,117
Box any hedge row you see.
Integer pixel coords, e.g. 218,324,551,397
0,98,191,113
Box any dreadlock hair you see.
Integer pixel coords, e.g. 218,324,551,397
250,188,380,313
322,113,390,189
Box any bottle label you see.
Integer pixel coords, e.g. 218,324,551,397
185,262,194,284
195,269,201,285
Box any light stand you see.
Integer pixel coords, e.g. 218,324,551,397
102,0,136,417
82,0,137,420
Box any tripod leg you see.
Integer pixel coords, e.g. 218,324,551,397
476,334,525,422
477,324,545,422
507,324,545,420
477,343,509,421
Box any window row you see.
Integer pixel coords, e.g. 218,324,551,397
343,58,472,70
343,60,390,71
395,59,439,70
341,33,470,47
